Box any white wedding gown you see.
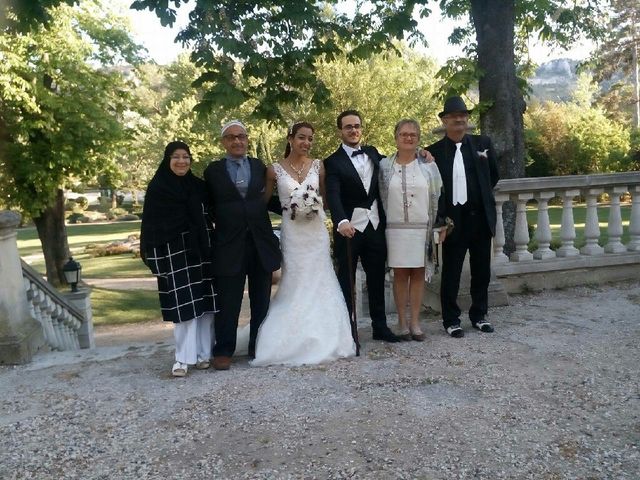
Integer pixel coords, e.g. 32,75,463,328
250,160,356,366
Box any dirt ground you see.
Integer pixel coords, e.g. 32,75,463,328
1,281,639,479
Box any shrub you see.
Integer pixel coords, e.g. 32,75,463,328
75,196,89,210
116,214,140,221
106,207,128,220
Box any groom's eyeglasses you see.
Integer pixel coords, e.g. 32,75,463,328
342,124,361,131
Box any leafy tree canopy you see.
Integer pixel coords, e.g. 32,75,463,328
131,0,607,120
0,0,78,32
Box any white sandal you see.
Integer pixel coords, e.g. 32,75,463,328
196,359,210,370
172,361,187,377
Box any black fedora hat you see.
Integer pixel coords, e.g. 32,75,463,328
438,96,473,118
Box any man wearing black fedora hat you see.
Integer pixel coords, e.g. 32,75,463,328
427,96,499,338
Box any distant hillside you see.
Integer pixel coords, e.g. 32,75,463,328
529,59,580,102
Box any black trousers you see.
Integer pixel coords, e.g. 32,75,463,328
440,209,492,329
212,233,272,357
334,223,388,330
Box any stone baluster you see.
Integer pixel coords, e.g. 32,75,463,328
627,185,640,252
556,189,580,257
48,299,63,350
604,187,627,253
69,311,81,349
509,193,534,261
35,289,58,350
533,191,556,260
580,188,605,256
492,193,510,263
59,309,71,349
62,308,80,349
23,278,37,323
47,297,65,350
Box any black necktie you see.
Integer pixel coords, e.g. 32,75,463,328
351,149,365,157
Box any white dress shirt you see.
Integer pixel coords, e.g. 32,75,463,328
339,144,380,232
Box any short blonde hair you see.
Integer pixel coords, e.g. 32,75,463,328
394,119,421,139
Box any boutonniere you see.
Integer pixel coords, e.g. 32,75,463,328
477,149,488,159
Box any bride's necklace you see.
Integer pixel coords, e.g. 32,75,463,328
288,159,307,180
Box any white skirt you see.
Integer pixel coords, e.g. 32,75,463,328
386,228,427,268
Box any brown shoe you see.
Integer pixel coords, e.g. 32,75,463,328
212,356,232,370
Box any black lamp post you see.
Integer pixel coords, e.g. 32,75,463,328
62,257,82,292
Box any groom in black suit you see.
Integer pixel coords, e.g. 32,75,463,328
427,97,499,338
324,110,400,343
204,120,281,369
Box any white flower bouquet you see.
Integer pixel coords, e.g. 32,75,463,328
288,184,322,221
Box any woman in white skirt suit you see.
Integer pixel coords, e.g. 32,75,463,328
379,120,442,341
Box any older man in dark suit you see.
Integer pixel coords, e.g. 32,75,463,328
324,110,400,343
427,97,500,338
203,120,281,369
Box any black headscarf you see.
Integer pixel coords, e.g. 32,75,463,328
140,141,210,259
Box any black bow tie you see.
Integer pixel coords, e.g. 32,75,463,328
351,149,365,157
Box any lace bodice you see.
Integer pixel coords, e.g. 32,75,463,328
273,159,324,214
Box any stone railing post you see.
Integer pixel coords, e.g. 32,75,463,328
0,211,44,364
604,187,627,253
63,287,94,348
492,193,509,263
556,189,580,257
510,193,534,262
533,191,556,260
580,188,605,256
627,185,640,252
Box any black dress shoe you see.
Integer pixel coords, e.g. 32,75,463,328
446,325,465,338
372,328,402,343
472,319,494,333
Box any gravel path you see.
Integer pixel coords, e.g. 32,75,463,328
2,281,639,479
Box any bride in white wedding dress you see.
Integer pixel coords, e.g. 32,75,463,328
250,122,356,366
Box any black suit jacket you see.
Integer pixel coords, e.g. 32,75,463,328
203,157,281,276
427,134,499,239
323,145,386,229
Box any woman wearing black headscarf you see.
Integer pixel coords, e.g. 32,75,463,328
140,141,216,377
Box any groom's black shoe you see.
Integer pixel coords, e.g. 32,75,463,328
372,327,402,343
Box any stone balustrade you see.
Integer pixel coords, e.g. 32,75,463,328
21,261,86,352
1,210,92,364
492,171,640,292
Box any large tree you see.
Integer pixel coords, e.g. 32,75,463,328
0,0,142,285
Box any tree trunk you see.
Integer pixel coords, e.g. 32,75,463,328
111,189,117,209
471,0,526,255
33,188,70,287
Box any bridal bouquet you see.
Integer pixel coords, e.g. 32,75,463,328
288,184,322,221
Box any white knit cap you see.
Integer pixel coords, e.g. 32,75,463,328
221,120,247,137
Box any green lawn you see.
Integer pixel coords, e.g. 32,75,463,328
91,287,160,326
18,221,150,278
25,253,150,278
18,221,156,326
17,221,142,256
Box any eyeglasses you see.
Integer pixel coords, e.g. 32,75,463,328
223,133,248,141
341,124,362,131
398,133,418,139
170,155,191,160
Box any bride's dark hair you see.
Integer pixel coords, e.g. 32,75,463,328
284,121,315,157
